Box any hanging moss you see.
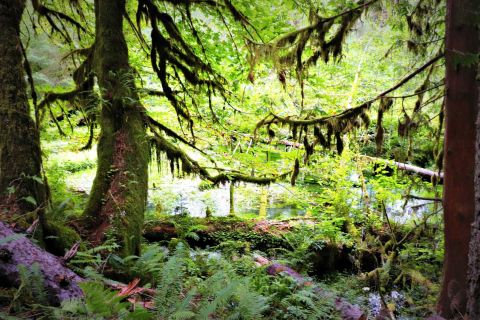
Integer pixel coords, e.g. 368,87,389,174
150,134,283,186
246,1,376,88
375,97,393,155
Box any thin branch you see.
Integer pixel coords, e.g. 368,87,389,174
150,134,288,185
385,81,444,99
406,195,442,202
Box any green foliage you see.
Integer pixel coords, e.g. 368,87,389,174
69,239,120,273
120,244,167,285
270,224,322,273
251,272,337,319
48,282,152,320
13,1,446,318
9,264,48,312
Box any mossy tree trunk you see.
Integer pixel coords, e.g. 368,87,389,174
0,0,48,226
82,0,149,256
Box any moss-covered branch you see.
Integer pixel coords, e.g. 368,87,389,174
256,52,443,130
150,134,287,186
31,0,87,43
247,0,380,88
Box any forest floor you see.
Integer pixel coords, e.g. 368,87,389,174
0,128,443,319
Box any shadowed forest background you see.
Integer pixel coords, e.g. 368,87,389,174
0,0,479,319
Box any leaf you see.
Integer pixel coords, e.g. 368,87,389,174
268,151,281,161
117,278,143,297
0,234,24,245
22,196,37,206
31,175,44,185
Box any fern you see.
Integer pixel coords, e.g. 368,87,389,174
9,263,48,312
46,282,153,320
229,278,268,319
20,263,48,305
197,278,238,319
122,244,166,285
155,243,191,319
152,243,268,320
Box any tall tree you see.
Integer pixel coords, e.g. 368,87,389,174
438,0,478,317
0,0,48,227
69,0,278,255
80,0,149,256
467,3,480,317
34,0,281,257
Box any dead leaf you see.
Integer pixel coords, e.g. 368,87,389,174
117,278,143,297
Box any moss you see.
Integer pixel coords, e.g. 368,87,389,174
167,238,189,252
80,0,149,257
84,109,148,257
43,221,82,255
0,0,48,221
209,229,289,251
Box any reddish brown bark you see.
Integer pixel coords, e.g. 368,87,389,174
467,9,480,317
438,0,479,317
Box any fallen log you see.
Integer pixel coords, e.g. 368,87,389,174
143,218,294,251
0,221,83,305
361,155,443,182
144,217,356,276
406,195,442,202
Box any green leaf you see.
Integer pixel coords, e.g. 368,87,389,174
22,196,37,206
0,234,24,245
31,175,44,185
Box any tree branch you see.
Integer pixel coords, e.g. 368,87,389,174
256,52,444,128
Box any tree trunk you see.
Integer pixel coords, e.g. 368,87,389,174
82,0,149,256
0,221,83,305
229,183,235,216
0,0,47,224
467,11,480,317
438,0,479,317
258,186,268,218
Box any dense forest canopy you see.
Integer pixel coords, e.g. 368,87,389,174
0,0,478,319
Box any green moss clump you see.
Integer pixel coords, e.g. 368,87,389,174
44,221,82,255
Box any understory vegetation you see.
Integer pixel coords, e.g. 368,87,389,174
1,0,471,319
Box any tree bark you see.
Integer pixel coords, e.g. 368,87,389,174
0,221,83,305
81,0,149,256
467,10,480,317
0,0,47,224
438,0,479,317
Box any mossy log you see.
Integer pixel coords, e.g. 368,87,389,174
143,217,356,275
0,222,83,305
143,218,292,252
